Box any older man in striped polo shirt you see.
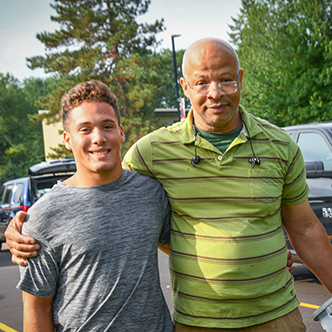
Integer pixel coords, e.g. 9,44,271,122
122,39,332,331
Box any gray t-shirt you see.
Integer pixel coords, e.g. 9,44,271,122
17,169,174,332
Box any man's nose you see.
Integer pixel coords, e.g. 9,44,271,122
92,128,107,143
207,82,225,99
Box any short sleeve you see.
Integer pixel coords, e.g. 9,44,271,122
122,134,155,177
16,217,59,298
282,138,310,205
158,187,171,246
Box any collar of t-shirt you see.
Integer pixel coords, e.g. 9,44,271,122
196,124,243,154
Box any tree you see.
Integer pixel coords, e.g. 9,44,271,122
27,0,171,155
229,0,332,126
0,74,56,185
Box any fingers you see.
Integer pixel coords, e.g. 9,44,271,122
7,241,39,266
286,250,295,273
286,266,295,273
5,211,36,245
5,211,40,266
12,254,28,266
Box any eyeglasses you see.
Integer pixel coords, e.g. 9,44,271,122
184,77,238,96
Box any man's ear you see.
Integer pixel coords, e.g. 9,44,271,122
119,125,125,144
63,131,72,151
238,69,244,90
180,77,190,99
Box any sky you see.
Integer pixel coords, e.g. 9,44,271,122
0,0,242,81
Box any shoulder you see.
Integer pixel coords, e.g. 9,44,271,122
136,120,186,146
244,110,301,163
28,183,64,214
122,169,168,200
26,183,76,231
122,169,163,189
246,111,294,143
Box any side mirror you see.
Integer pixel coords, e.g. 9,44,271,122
305,160,332,178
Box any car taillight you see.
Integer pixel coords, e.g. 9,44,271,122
22,206,30,212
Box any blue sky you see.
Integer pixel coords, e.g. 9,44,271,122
0,0,242,81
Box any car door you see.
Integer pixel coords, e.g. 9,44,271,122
297,130,332,238
0,184,14,241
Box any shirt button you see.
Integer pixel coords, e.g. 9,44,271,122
218,155,222,161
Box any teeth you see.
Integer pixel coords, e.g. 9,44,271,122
93,151,108,155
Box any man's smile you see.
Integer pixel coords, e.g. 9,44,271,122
90,149,111,156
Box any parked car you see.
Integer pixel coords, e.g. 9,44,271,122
283,121,332,262
0,158,76,249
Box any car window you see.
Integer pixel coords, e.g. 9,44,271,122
36,188,51,199
13,183,24,204
0,186,5,205
3,184,14,204
298,132,332,171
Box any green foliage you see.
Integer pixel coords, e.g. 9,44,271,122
229,0,332,126
26,0,181,157
0,74,55,185
154,49,189,110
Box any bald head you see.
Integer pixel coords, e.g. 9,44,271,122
182,38,239,77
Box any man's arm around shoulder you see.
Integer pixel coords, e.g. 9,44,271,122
22,291,53,332
5,211,40,266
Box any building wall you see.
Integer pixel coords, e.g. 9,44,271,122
38,111,63,162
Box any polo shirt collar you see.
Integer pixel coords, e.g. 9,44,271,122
179,105,262,144
239,105,262,138
179,108,195,144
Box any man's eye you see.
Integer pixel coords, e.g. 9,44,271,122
104,125,113,130
196,81,208,86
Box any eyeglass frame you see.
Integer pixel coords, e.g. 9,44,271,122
183,75,239,96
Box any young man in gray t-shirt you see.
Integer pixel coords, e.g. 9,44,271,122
16,80,174,332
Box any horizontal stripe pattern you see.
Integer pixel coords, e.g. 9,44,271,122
123,106,308,328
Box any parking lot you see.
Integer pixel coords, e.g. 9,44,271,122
0,243,331,332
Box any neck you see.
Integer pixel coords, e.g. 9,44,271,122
193,110,242,133
64,167,123,188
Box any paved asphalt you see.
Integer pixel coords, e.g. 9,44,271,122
0,246,330,332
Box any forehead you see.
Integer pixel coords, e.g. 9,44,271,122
185,41,238,78
70,101,117,124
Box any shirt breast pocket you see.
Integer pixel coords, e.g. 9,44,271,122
249,168,284,213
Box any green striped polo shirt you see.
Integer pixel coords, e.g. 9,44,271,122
123,106,309,329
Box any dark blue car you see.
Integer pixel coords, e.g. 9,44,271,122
0,158,76,249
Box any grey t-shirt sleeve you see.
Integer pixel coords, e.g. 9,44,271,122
17,215,59,298
157,186,171,246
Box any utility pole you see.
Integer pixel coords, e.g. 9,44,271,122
171,34,181,121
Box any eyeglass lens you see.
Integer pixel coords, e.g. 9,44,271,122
196,82,237,95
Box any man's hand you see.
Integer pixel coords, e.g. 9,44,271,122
286,250,295,273
4,211,40,266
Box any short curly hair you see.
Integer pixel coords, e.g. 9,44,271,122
61,80,120,131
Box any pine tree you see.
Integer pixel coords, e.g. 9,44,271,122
28,0,167,155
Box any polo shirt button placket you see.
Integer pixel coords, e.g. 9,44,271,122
218,155,223,161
